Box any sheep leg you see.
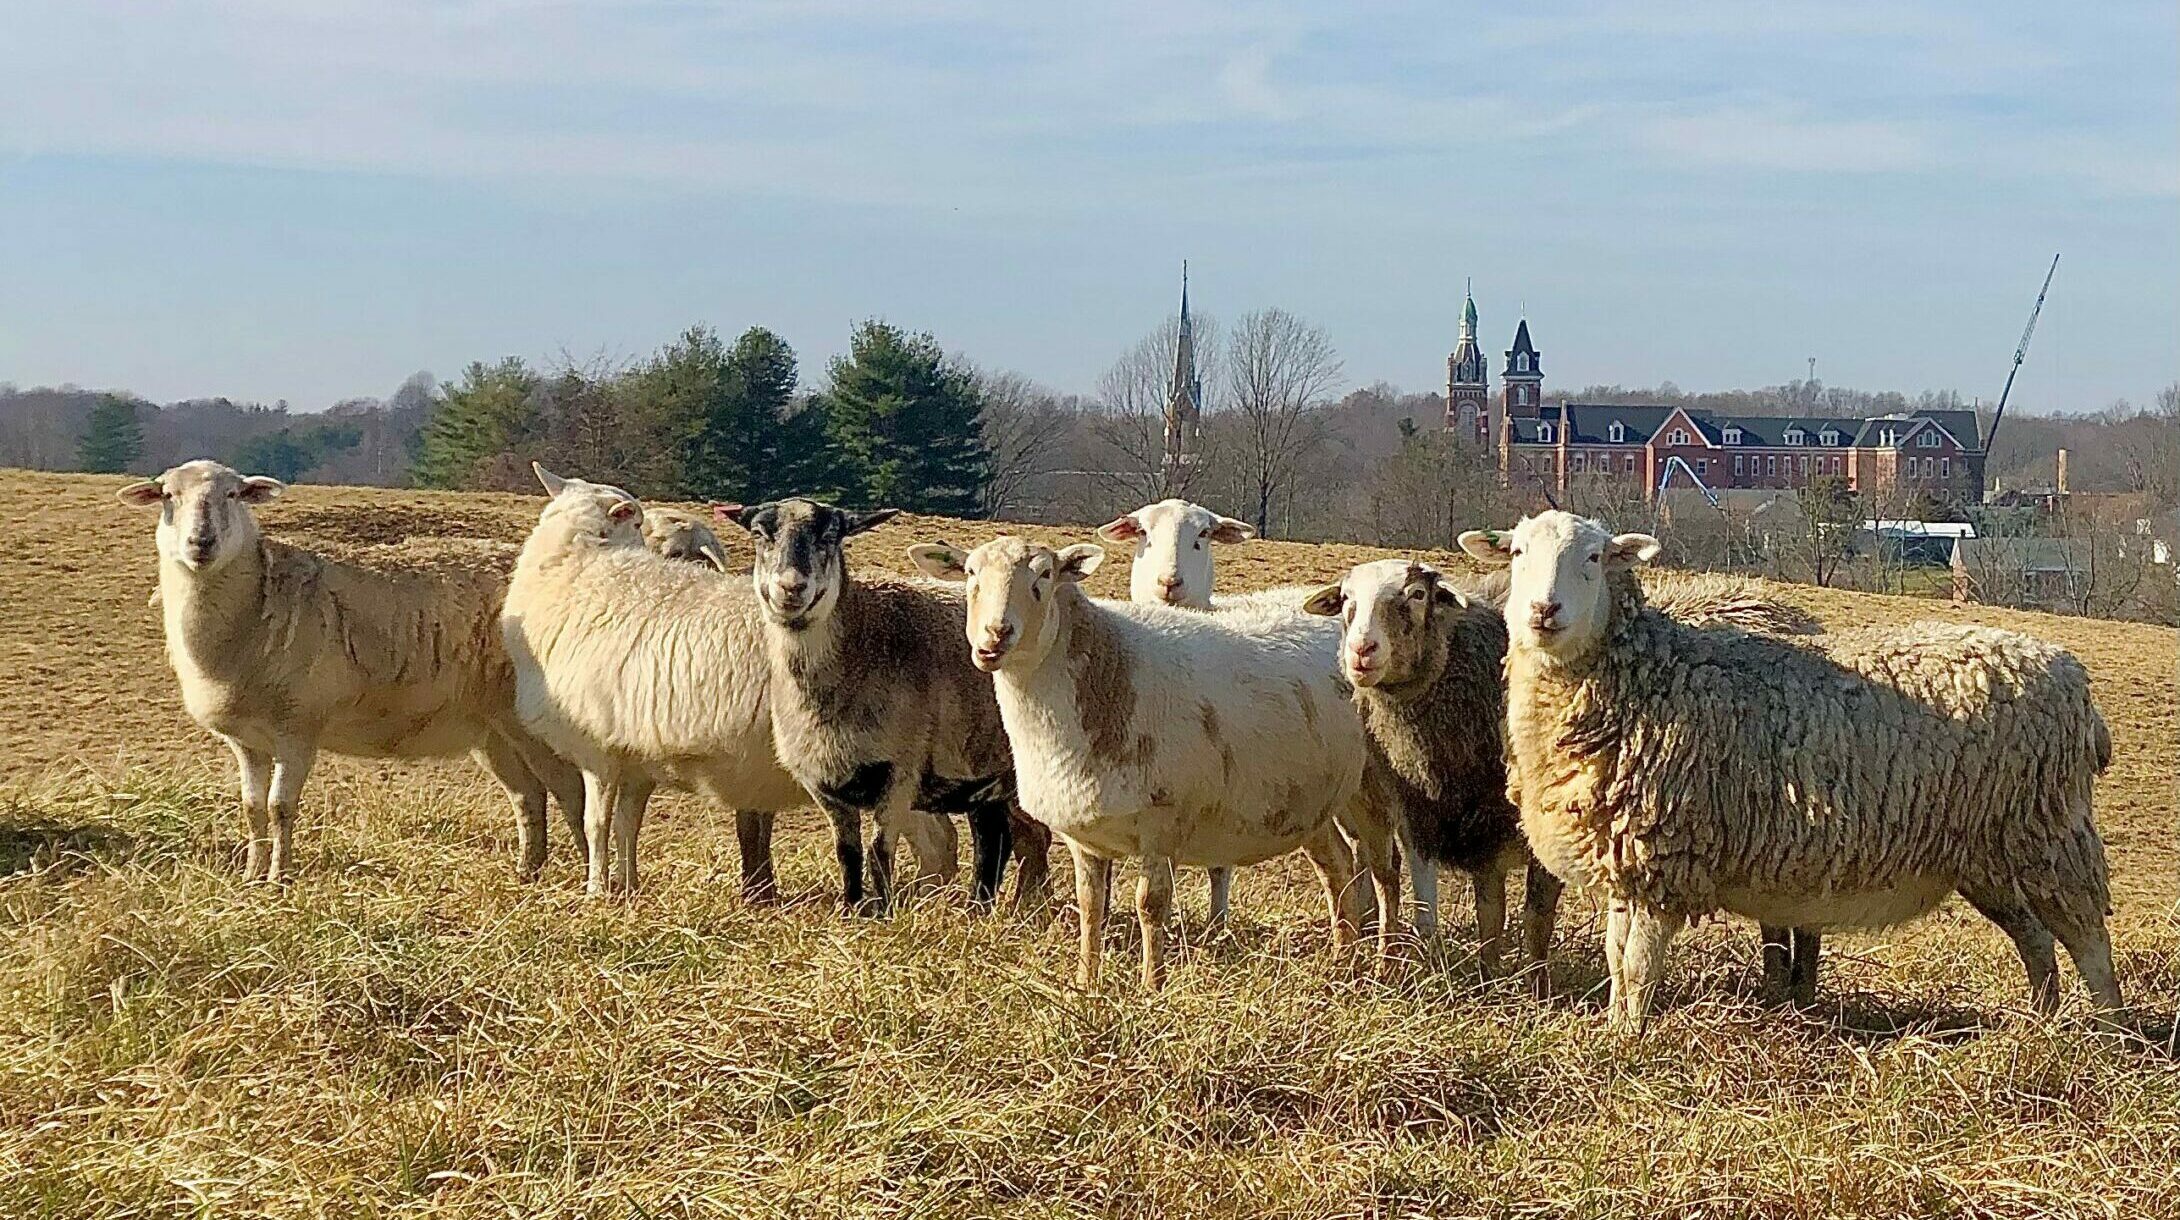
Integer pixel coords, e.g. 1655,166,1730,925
226,738,273,882
610,775,654,896
1347,820,1402,966
1071,844,1112,989
473,735,549,882
965,800,1013,911
1614,902,1684,1031
265,744,315,886
1789,929,1823,1007
1604,897,1630,1007
1137,854,1176,989
1521,859,1563,999
2018,882,2122,1014
1300,824,1362,956
866,775,923,915
901,810,960,889
1472,857,1511,981
1008,809,1053,916
1758,925,1794,1003
735,810,779,904
582,769,616,898
1403,835,1440,940
1205,867,1234,930
1959,883,2058,1013
818,798,866,914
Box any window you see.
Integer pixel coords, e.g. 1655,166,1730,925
1723,426,1742,445
1572,453,1586,473
1784,428,1805,446
1766,456,1778,477
1625,455,1637,474
1941,457,1951,478
1608,421,1625,443
1671,428,1691,446
1517,353,1529,371
1537,422,1555,443
1919,430,1941,448
1734,454,1745,476
1696,459,1708,476
1879,429,1899,447
1820,428,1840,446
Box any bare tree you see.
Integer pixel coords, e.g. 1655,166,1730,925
1223,308,1342,537
1086,313,1220,506
972,367,1076,520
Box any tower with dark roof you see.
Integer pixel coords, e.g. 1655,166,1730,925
1160,262,1203,493
1503,316,1542,420
1445,284,1488,444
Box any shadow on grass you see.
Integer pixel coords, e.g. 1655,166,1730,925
0,817,136,878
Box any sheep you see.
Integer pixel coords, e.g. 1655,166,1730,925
910,535,1400,989
720,498,1044,913
1299,560,1564,984
118,459,585,883
1460,510,2121,1027
1095,498,1261,924
642,507,730,571
502,465,846,899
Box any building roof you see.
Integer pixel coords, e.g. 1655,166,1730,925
1950,537,2088,573
1503,401,1985,453
1505,318,1539,376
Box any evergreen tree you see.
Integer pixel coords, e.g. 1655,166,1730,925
76,395,145,473
612,326,728,498
409,358,540,489
234,422,361,483
818,320,989,514
684,326,842,503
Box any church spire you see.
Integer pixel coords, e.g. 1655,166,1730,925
1162,262,1203,493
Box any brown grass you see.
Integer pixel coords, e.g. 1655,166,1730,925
1,468,2176,1218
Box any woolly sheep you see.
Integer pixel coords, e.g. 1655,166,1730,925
642,507,730,572
723,498,1045,913
120,460,585,883
1300,559,1564,983
1461,511,2121,1027
911,536,1399,989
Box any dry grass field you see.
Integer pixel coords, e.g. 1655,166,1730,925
2,466,2176,1218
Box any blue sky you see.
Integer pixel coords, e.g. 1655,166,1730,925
2,1,2173,413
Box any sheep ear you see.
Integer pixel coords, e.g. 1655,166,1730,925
117,480,164,507
1432,582,1469,610
238,476,285,504
846,508,900,536
1607,533,1662,568
1300,584,1344,616
1457,529,1513,567
533,462,567,497
710,502,743,526
1095,515,1144,543
607,499,640,523
720,503,767,533
908,543,969,580
1209,515,1256,544
697,541,730,573
1055,544,1105,581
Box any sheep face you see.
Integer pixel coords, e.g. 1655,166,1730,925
726,499,898,631
1300,559,1465,688
1458,511,1659,660
1096,499,1253,607
532,463,645,548
117,460,284,573
910,536,1103,672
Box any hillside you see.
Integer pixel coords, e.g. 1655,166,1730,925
1,468,2176,1217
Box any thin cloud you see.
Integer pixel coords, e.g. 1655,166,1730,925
1641,110,1935,174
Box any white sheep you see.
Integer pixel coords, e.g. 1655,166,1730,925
721,498,1047,913
1461,511,2122,1027
642,507,730,571
911,535,1400,989
119,460,584,883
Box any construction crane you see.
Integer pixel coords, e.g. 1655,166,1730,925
1656,454,1719,509
1985,253,2059,455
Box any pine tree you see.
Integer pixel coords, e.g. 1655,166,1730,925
819,321,989,515
76,395,145,474
684,326,802,502
409,358,540,489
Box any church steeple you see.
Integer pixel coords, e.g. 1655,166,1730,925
1445,281,1489,444
1161,262,1203,492
1503,313,1542,419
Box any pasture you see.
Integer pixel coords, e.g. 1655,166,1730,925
1,467,2176,1217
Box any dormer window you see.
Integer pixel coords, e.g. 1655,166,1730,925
1918,430,1941,447
1670,428,1691,446
1879,428,1899,447
1723,426,1742,445
1784,428,1805,446
1517,353,1529,372
1608,421,1625,443
1820,428,1839,446
1537,422,1555,443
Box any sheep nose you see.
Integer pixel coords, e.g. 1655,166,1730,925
984,623,1016,648
1530,600,1562,627
1351,638,1379,659
1157,574,1182,589
776,574,809,595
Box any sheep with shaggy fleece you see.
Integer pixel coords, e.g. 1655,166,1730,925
911,535,1399,989
642,507,731,571
120,460,584,883
1461,510,2120,1027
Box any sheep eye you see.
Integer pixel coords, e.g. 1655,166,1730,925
1587,553,1602,564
